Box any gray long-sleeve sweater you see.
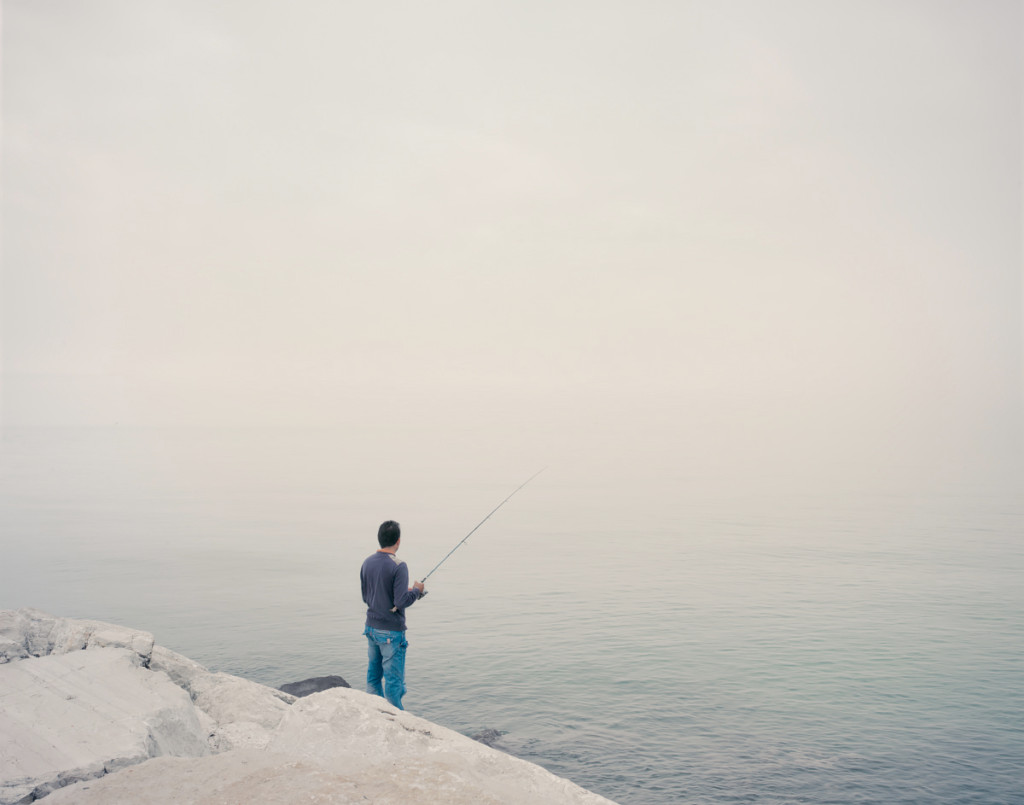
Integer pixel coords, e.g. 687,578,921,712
360,550,422,632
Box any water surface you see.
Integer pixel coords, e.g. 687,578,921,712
1,427,1020,804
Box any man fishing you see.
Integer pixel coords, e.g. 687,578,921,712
359,520,425,710
358,473,543,709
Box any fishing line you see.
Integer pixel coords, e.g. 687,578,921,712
420,468,546,585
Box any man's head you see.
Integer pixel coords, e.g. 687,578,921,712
378,520,401,548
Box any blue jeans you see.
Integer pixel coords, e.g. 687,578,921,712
364,626,408,709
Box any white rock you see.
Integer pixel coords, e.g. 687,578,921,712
86,625,154,663
189,670,294,730
194,707,217,742
15,610,58,659
42,750,368,805
45,735,619,805
0,648,209,804
0,609,59,663
188,671,294,750
265,688,617,804
149,645,296,751
148,644,210,694
0,609,154,666
0,610,31,664
0,610,620,804
41,618,95,655
208,721,276,752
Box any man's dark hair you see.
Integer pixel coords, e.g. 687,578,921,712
378,520,401,548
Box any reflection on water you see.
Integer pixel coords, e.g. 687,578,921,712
1,427,1021,804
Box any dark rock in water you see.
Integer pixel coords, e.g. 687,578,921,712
471,728,505,747
278,675,350,697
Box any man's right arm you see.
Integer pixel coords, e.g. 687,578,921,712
392,562,423,609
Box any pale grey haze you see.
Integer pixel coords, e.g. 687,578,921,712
2,1,1021,492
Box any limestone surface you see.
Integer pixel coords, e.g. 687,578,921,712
265,688,616,805
43,750,368,805
150,642,297,751
0,609,154,666
0,648,208,805
0,609,619,805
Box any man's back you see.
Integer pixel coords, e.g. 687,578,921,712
360,550,417,632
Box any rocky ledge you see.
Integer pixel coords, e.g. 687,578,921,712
0,609,617,805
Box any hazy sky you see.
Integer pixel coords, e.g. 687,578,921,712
2,1,1021,488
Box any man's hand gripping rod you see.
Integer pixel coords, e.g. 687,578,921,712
417,468,547,597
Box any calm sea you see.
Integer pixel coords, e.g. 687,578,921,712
1,427,1021,805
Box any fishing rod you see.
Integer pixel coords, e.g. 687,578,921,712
419,468,546,587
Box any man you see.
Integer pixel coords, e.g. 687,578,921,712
359,520,425,710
